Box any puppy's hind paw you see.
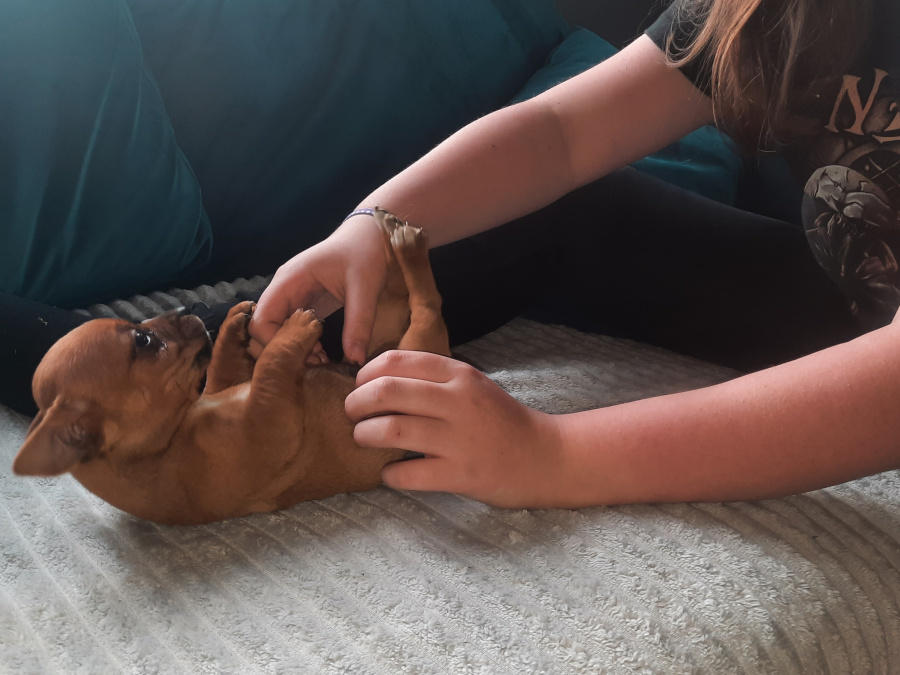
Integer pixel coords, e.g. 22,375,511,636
391,223,428,254
372,208,405,237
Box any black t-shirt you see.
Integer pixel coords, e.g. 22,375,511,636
647,1,900,323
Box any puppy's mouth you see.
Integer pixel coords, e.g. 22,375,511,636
193,336,213,368
191,333,213,394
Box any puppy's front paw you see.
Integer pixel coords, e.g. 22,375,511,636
226,300,255,325
283,307,323,334
218,300,255,347
259,308,325,369
205,301,257,393
275,308,324,350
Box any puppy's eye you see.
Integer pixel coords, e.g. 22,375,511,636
134,330,161,352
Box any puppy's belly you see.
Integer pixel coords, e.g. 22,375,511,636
265,366,404,509
197,364,403,516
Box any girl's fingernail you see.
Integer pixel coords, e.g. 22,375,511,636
349,342,366,365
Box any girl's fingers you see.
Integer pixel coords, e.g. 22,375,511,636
248,270,330,345
381,457,450,493
342,265,382,365
250,268,319,346
356,350,460,387
307,341,328,365
248,336,265,360
345,374,451,422
353,414,449,454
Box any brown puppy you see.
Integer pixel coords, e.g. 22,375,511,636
12,210,450,525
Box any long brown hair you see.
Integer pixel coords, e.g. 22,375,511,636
667,0,873,151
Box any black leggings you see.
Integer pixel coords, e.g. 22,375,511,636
0,168,862,416
431,167,860,367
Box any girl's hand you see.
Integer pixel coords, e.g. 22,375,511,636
345,350,567,508
249,215,386,364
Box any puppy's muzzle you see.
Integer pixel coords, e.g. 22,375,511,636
148,309,210,342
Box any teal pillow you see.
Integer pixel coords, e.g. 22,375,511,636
510,28,741,205
126,0,572,279
0,0,212,308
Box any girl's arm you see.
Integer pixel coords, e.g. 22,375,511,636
361,35,714,246
562,317,900,506
251,36,713,358
346,317,900,508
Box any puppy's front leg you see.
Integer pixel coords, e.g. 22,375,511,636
205,301,256,394
247,308,322,414
190,309,324,518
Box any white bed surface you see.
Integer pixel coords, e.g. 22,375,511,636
2,309,899,674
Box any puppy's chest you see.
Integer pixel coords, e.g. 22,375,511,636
194,383,251,412
191,366,356,435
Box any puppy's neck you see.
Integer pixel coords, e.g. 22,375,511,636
69,404,202,523
70,397,194,486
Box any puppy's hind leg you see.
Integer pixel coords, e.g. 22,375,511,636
388,221,451,357
365,209,412,357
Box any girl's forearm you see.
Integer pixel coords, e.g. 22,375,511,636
358,101,575,247
552,321,900,506
356,36,712,248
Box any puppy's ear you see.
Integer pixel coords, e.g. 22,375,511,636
12,400,102,476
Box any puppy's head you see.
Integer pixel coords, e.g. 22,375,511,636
13,310,212,477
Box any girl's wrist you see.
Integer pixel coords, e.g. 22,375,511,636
544,409,621,509
332,207,380,242
525,409,601,509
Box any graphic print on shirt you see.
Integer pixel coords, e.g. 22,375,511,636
800,68,900,323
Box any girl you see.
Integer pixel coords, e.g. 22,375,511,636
249,0,900,508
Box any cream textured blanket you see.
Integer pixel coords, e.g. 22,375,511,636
2,281,899,674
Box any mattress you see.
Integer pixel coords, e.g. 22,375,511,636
2,280,899,674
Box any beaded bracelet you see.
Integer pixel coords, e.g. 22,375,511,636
342,207,376,223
